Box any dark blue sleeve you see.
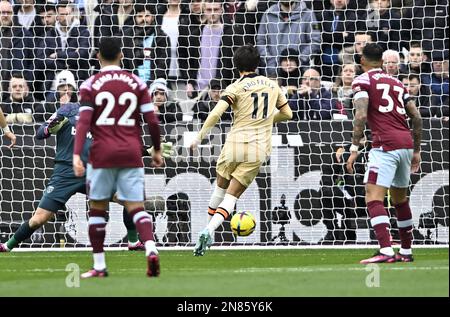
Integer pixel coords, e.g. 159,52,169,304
36,121,50,140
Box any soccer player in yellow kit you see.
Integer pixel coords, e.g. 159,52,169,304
191,45,293,256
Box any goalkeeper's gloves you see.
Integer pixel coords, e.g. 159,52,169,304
47,115,69,134
144,142,174,159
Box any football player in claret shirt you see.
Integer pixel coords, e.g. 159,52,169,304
347,43,423,264
73,37,163,278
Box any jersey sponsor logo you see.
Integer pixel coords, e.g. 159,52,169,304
46,186,54,194
71,126,92,139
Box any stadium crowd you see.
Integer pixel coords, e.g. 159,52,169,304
0,0,448,124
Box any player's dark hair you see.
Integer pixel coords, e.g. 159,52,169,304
99,37,122,62
233,45,260,73
362,43,384,62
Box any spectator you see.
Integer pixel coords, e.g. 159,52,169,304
399,73,432,118
256,1,320,77
0,0,34,100
13,0,45,39
403,0,448,52
37,3,57,34
36,0,91,91
340,31,373,65
289,68,342,121
1,73,35,124
178,0,204,87
160,0,182,82
423,50,449,117
92,0,135,51
35,69,78,122
192,79,232,122
400,41,432,77
357,0,405,51
382,49,401,77
184,0,244,98
317,0,357,81
149,78,183,124
333,63,358,118
276,48,301,98
223,0,264,45
122,3,169,85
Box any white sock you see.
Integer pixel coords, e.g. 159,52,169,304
207,214,225,236
207,194,238,235
145,240,158,256
380,247,395,257
400,248,412,255
93,252,106,271
208,186,227,222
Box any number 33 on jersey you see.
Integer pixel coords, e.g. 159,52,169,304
352,69,414,152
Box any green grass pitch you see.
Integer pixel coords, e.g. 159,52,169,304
0,248,447,297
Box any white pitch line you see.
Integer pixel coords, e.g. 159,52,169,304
10,244,449,252
0,266,448,274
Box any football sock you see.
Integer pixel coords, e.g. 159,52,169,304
93,253,106,271
144,240,158,256
88,208,107,270
367,200,393,252
6,221,36,250
122,207,139,243
207,194,237,235
395,200,413,251
208,186,227,222
129,208,156,255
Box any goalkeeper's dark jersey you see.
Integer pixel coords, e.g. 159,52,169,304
37,103,92,166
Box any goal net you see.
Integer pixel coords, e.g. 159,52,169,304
0,0,448,249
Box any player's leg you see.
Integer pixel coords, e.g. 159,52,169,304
390,187,414,262
207,175,229,223
390,149,415,262
81,165,116,278
1,208,54,252
194,176,247,257
82,199,109,278
1,173,83,252
118,167,160,277
112,194,144,250
360,149,398,264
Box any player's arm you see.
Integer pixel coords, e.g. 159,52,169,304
273,103,293,123
405,98,422,172
346,92,369,174
273,86,293,123
36,110,69,140
191,99,229,148
73,103,94,177
0,107,16,148
351,96,369,147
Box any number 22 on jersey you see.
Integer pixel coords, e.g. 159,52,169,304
95,91,138,126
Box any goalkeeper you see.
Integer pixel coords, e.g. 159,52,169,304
0,98,173,252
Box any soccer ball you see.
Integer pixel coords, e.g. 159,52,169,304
230,211,256,236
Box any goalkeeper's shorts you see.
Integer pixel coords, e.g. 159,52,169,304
39,165,87,212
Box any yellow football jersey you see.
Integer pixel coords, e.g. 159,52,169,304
220,73,288,157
